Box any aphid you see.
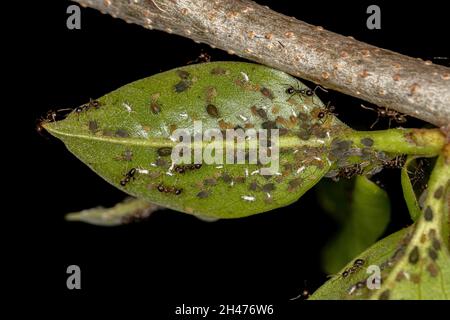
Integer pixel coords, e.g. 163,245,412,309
262,183,275,192
260,87,274,99
249,181,259,191
197,190,210,199
424,206,433,221
241,195,256,202
203,178,217,186
88,120,99,133
361,104,407,128
176,70,190,79
347,280,366,295
150,101,161,114
118,149,133,162
115,129,129,138
408,246,420,264
174,79,192,93
210,67,228,75
288,178,302,192
221,172,233,183
157,147,172,157
360,137,374,147
251,106,268,120
434,186,444,199
206,104,219,118
428,248,438,261
120,168,136,186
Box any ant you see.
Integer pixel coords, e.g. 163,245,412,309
361,104,407,128
285,84,328,104
120,168,136,186
342,259,365,278
317,101,337,123
74,99,101,114
157,183,182,195
36,108,72,136
187,50,211,64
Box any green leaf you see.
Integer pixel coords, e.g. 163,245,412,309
311,153,450,300
318,176,390,274
310,227,409,300
43,62,349,219
401,156,422,222
65,197,163,226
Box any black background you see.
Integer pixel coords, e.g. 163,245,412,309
17,0,449,315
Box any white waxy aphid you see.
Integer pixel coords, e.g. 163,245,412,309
238,114,248,121
251,170,260,175
266,192,271,199
326,131,331,139
296,166,306,175
215,165,223,169
317,139,325,144
245,168,249,177
313,156,322,161
150,163,157,167
293,149,299,154
122,102,133,113
348,285,357,295
136,168,149,174
404,272,410,281
240,71,249,82
179,112,189,119
241,195,255,201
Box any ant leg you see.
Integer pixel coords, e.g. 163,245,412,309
360,104,376,112
370,116,380,129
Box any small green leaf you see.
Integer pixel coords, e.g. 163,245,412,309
309,227,410,300
65,197,162,226
318,176,390,274
44,62,349,219
312,153,450,300
401,156,422,221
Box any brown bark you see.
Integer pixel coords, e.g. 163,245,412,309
74,0,450,127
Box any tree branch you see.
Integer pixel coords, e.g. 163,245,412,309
74,0,450,127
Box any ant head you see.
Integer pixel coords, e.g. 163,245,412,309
286,87,295,95
396,115,407,123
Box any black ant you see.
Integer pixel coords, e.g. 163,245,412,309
157,183,182,195
36,108,72,136
317,101,337,123
120,168,136,186
361,104,407,128
342,259,365,278
74,99,101,114
285,84,328,104
187,50,211,64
